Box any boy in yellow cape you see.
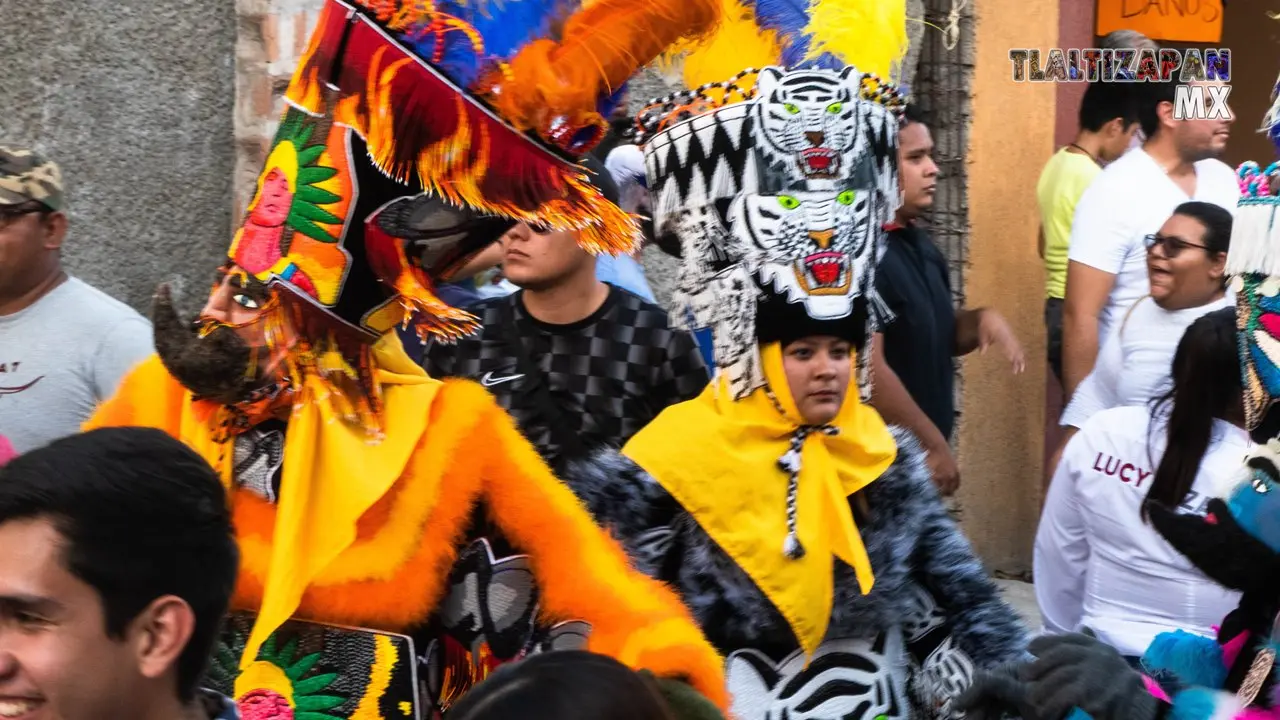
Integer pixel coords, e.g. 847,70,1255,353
85,0,730,716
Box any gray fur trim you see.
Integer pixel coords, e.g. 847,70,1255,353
565,427,1028,668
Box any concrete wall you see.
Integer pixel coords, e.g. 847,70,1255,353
956,0,1057,574
1,0,237,313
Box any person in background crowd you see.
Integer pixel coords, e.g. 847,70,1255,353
871,105,1025,495
423,160,708,474
1036,308,1246,662
1055,202,1233,459
1100,30,1161,152
448,650,722,720
1060,77,1236,401
0,145,152,453
0,427,240,720
1038,82,1140,384
599,143,658,302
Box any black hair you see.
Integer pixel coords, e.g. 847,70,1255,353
1171,200,1233,254
1136,76,1180,139
446,651,677,720
1078,81,1139,132
1144,308,1241,519
900,103,928,129
0,427,239,702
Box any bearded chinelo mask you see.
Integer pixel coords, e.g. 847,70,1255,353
638,61,903,400
160,0,721,436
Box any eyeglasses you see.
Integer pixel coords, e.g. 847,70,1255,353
1143,233,1210,259
0,203,50,230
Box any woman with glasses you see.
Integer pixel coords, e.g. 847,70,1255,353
1034,308,1247,663
1053,201,1234,453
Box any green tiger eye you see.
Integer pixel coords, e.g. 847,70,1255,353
837,190,856,205
827,102,843,114
777,195,801,210
784,103,800,115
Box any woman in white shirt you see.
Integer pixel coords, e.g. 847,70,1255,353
1036,307,1248,660
1057,201,1234,447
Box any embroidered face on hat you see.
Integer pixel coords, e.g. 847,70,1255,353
641,65,903,400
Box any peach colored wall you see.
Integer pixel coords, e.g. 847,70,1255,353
956,0,1058,574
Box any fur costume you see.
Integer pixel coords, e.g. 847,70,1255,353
563,5,1029,715
85,0,730,716
568,428,1028,719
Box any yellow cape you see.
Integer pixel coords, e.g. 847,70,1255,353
624,342,897,658
115,334,440,668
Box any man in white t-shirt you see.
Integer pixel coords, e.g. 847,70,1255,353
0,146,153,453
1060,78,1236,400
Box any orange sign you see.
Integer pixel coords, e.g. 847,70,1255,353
1096,0,1223,44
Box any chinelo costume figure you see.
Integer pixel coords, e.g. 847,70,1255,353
562,1,1030,718
84,0,733,717
957,83,1280,720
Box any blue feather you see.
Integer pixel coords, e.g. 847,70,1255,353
746,0,812,66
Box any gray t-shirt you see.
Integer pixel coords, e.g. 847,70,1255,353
0,277,153,453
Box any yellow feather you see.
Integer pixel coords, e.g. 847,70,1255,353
801,0,908,81
669,0,782,88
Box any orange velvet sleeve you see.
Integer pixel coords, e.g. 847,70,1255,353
83,355,188,435
463,381,728,710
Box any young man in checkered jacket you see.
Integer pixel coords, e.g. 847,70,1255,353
423,160,710,474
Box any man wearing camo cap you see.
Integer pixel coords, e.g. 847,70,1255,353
0,144,152,454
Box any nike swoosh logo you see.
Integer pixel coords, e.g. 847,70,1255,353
480,371,525,387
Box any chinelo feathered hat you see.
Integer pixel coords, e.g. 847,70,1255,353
633,0,907,400
217,0,720,434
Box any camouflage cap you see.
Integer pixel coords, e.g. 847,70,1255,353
0,145,63,211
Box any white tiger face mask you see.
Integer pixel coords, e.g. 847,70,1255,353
754,66,863,183
728,188,875,320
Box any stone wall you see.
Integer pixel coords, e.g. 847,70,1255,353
2,0,237,312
